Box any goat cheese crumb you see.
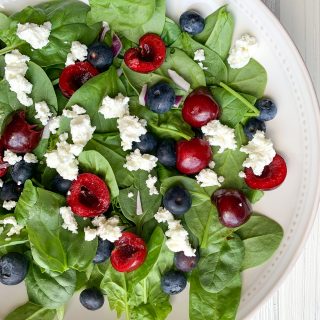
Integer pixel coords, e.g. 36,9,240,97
35,101,52,125
63,104,86,118
99,93,130,119
117,115,147,151
4,50,33,106
202,120,237,153
84,227,98,241
48,116,61,134
218,176,225,183
17,22,51,49
154,207,174,223
196,169,221,187
24,153,38,164
194,49,208,70
60,206,78,234
146,175,159,195
0,216,23,236
2,201,17,211
209,161,215,169
240,130,276,176
70,114,96,147
3,150,22,165
239,171,246,178
128,192,134,199
227,34,258,69
65,41,88,66
124,149,158,172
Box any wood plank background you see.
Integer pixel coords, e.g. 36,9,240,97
253,1,320,319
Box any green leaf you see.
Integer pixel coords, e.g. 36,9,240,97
161,17,181,46
236,214,283,269
0,12,11,30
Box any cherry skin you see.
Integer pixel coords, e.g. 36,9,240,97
212,189,252,228
110,232,147,272
176,138,212,175
182,87,220,128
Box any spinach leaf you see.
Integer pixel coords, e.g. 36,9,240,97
0,12,11,30
236,214,283,270
26,263,76,309
78,150,119,198
161,17,181,46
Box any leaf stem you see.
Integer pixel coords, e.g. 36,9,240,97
143,278,147,304
31,178,44,188
200,213,213,249
0,43,23,55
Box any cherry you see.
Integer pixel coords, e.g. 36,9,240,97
124,34,166,73
2,111,42,153
182,87,220,128
67,173,110,218
110,232,147,272
244,154,287,190
212,189,252,228
176,138,212,175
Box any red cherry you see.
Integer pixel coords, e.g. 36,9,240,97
182,87,220,128
176,138,212,175
212,189,252,228
2,111,42,153
244,154,287,191
124,34,166,73
59,61,99,98
111,232,147,272
67,173,110,218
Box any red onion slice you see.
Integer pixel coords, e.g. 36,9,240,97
168,69,190,92
173,96,183,108
112,34,123,58
99,21,110,42
139,84,148,106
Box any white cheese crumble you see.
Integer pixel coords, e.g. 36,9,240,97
84,227,98,241
146,174,159,195
70,114,96,147
240,130,276,176
128,192,134,199
3,150,22,165
59,206,78,234
239,171,246,178
0,216,23,236
202,120,237,153
99,93,130,119
4,50,33,106
227,34,258,69
218,176,225,183
194,49,208,70
35,101,52,125
3,201,17,211
117,115,147,151
16,22,51,49
209,161,215,169
63,104,86,118
196,169,221,187
24,153,38,164
65,41,88,66
48,116,61,134
154,207,174,223
124,149,158,172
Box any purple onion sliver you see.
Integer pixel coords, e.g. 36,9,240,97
0,162,9,170
174,96,183,107
168,69,190,92
139,84,148,106
112,34,123,57
99,22,110,42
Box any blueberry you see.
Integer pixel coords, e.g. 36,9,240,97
0,181,22,201
244,118,266,140
93,238,114,264
161,270,187,295
87,42,113,71
163,185,192,216
80,288,105,311
51,175,72,195
156,139,176,167
0,252,29,285
146,82,176,114
255,98,277,121
179,10,205,35
132,132,158,154
10,160,34,185
174,251,199,272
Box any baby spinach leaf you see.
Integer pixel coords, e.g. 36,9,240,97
0,12,11,30
236,214,284,270
78,150,119,198
161,17,181,46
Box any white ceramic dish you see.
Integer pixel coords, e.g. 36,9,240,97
0,0,319,319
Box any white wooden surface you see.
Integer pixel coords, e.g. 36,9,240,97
254,1,320,319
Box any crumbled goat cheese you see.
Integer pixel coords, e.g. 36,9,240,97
72,104,86,115
0,179,3,188
209,161,215,169
239,171,246,178
128,192,134,198
196,169,221,187
60,206,78,234
154,207,174,223
2,201,17,211
99,93,130,119
84,227,98,241
24,153,38,164
202,120,237,153
5,50,33,106
3,150,22,165
17,22,51,49
35,101,52,125
48,116,61,134
70,114,96,147
124,149,158,172
227,34,258,69
218,176,225,183
194,49,208,70
117,115,147,151
0,216,23,236
63,104,86,118
65,41,88,66
146,175,159,195
240,130,276,176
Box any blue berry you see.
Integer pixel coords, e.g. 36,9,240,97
163,185,192,216
179,11,205,35
156,139,176,167
255,98,277,121
0,181,22,201
174,251,199,272
146,82,176,114
80,288,105,311
51,175,72,195
87,42,113,71
132,133,158,154
244,118,266,140
0,252,29,285
10,160,34,185
93,238,113,264
161,270,187,295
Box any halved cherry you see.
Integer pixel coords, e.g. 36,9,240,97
67,173,110,218
124,34,166,73
2,111,42,153
59,61,99,98
182,87,220,128
110,232,147,272
244,154,287,191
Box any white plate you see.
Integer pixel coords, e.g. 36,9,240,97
0,0,319,319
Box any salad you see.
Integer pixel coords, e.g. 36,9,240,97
0,0,287,319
